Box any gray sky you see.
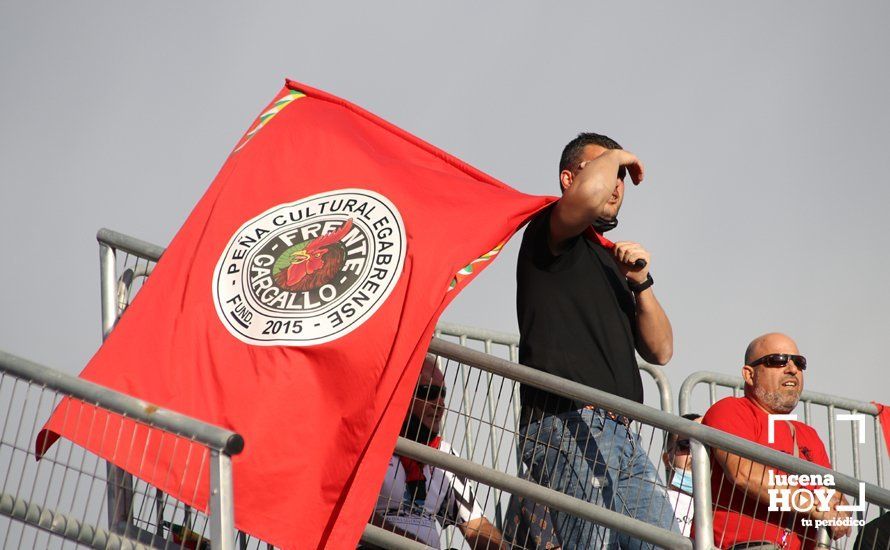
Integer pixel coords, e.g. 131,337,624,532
2,1,889,409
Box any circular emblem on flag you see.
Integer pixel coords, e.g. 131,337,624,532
213,189,406,346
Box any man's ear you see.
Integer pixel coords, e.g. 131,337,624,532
559,169,574,193
742,365,755,386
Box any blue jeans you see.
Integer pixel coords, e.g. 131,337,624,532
519,408,679,550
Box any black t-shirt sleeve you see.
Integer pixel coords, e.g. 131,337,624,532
523,206,581,272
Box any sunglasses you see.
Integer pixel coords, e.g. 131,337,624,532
749,353,807,370
415,385,447,401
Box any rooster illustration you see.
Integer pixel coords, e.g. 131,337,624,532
273,218,353,291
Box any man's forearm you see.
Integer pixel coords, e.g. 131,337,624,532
718,451,820,511
634,288,673,365
719,452,776,505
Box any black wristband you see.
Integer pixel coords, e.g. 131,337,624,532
627,273,654,293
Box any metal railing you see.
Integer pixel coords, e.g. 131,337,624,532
398,338,698,549
95,228,680,548
421,338,890,549
680,371,889,494
434,322,674,415
0,349,243,550
432,321,675,533
94,227,890,549
97,230,277,550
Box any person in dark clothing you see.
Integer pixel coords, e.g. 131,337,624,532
366,354,505,549
854,512,890,550
515,133,678,549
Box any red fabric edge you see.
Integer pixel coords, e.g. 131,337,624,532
872,402,890,458
285,79,510,191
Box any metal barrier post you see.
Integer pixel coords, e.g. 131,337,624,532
99,243,117,339
210,450,236,550
100,242,136,535
690,439,714,550
640,363,674,415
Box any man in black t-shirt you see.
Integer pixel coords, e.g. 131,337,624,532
515,133,678,549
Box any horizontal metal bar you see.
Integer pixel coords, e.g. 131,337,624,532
428,338,890,508
111,520,178,548
360,524,436,550
679,370,880,415
97,228,164,262
435,323,674,413
436,321,520,346
395,437,694,550
0,492,154,550
0,349,244,456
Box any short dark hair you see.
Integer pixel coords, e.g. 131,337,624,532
665,413,703,449
558,132,623,174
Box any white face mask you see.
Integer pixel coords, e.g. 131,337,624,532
670,468,694,494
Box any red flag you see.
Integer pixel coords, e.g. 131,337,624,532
874,402,890,458
38,80,553,548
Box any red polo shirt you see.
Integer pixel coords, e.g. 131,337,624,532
702,396,832,550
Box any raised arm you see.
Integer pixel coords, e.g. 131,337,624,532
549,148,644,254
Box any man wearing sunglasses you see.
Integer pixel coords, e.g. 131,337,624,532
515,133,677,549
701,333,851,550
365,354,505,549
